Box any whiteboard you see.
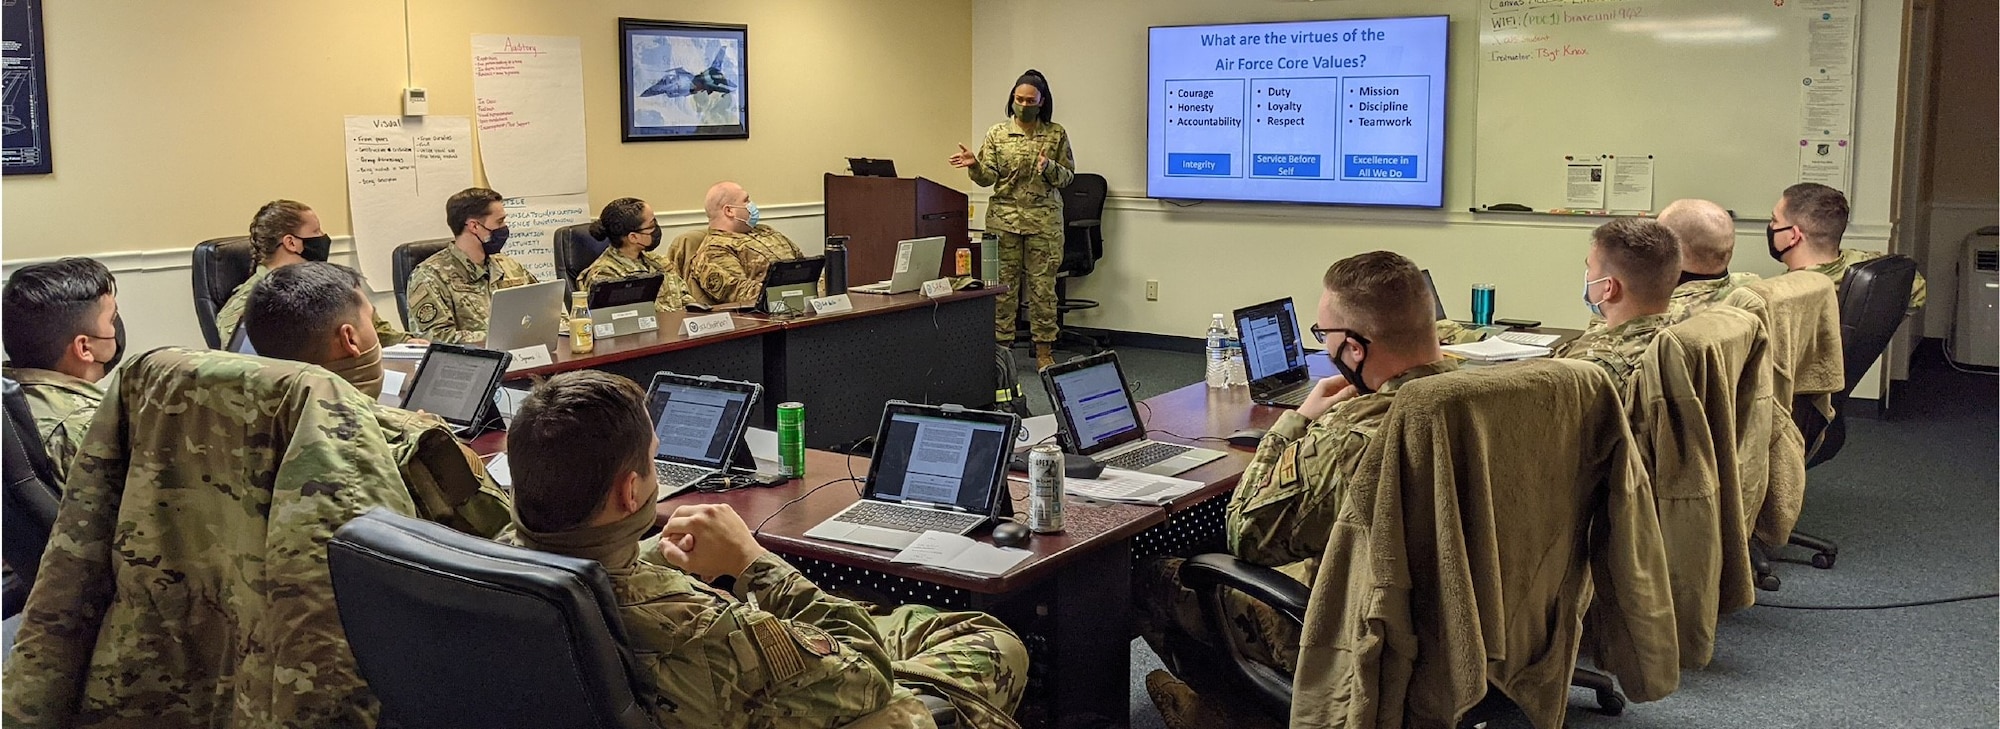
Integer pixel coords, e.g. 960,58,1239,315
1473,0,1859,217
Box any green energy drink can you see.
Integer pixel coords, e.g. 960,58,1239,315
777,402,806,478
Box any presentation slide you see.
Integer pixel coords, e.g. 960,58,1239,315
1147,16,1449,207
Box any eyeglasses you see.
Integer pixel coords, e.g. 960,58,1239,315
1308,326,1369,347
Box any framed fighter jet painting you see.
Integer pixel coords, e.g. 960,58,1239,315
619,19,749,142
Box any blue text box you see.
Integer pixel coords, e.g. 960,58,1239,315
1252,153,1322,177
1167,153,1232,176
1342,154,1419,180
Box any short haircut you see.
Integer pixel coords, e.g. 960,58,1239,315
590,197,651,242
244,261,368,363
446,187,503,236
2,258,116,369
1592,218,1682,304
1006,69,1054,121
509,371,655,532
1320,251,1434,350
1657,199,1736,272
1782,183,1850,248
248,199,312,265
703,181,744,219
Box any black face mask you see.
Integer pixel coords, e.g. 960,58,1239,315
1678,269,1730,285
481,225,511,255
96,314,126,371
1766,225,1795,263
297,233,334,263
643,227,664,252
1331,336,1373,396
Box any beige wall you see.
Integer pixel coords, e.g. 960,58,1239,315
1926,0,1998,207
1,0,972,261
972,0,1907,341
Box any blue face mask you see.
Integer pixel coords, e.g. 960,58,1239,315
738,201,762,229
1583,274,1612,318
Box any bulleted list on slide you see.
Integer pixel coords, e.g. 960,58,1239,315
1147,16,1447,206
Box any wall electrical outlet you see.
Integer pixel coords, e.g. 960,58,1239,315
1145,280,1160,301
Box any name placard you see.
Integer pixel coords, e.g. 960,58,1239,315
809,294,855,315
921,279,954,298
506,344,554,371
682,313,737,338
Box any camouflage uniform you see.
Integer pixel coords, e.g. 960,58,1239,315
501,521,1028,729
687,226,804,306
214,265,413,345
1136,360,1459,679
1807,248,1927,312
405,244,539,344
1668,272,1760,323
577,246,694,311
1,347,508,728
968,120,1074,344
0,366,103,486
1555,312,1675,392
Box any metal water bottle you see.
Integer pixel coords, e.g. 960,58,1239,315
824,236,849,295
1028,444,1066,533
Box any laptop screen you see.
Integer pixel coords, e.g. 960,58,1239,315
1235,299,1307,382
228,324,257,355
647,378,755,468
401,346,506,426
870,412,1010,511
1048,358,1142,452
1422,269,1449,320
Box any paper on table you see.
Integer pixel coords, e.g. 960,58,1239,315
1442,337,1552,362
382,342,429,360
472,35,588,198
379,369,408,407
891,531,1032,577
1057,469,1203,505
1563,154,1606,210
485,453,512,488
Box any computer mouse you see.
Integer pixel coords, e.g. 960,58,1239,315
990,520,1032,548
1225,428,1269,448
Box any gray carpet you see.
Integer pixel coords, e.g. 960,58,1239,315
1023,340,1998,729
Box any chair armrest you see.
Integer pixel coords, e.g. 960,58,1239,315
1176,554,1308,717
1066,219,1101,229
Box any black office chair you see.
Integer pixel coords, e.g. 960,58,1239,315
1056,173,1109,353
190,236,258,348
1784,254,1918,570
392,239,452,328
328,508,660,729
2,377,65,618
555,221,609,297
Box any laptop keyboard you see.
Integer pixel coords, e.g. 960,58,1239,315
835,501,985,534
1102,441,1193,471
1263,388,1309,407
656,461,715,489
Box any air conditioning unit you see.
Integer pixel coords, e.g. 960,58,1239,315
1950,226,1999,368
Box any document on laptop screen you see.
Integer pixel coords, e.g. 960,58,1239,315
1052,363,1139,450
651,384,748,464
874,414,1009,509
404,353,500,421
1242,307,1303,379
905,419,976,503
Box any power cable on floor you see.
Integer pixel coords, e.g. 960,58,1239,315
1758,592,1998,611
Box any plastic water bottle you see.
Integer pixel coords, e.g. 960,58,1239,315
1205,314,1230,389
1225,327,1249,387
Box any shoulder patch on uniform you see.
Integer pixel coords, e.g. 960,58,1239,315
791,624,837,657
1276,442,1301,485
747,615,808,684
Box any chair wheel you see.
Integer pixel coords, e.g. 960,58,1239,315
1757,572,1782,591
1596,689,1626,716
1811,552,1836,569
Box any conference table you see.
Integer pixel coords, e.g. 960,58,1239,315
393,286,1002,448
460,328,1583,728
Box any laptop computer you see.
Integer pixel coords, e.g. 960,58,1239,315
1233,297,1314,408
848,157,898,177
486,280,564,359
644,371,762,499
1421,269,1449,320
851,236,946,295
586,273,663,339
226,323,258,355
401,343,511,434
1040,351,1225,476
759,256,826,315
804,401,1019,551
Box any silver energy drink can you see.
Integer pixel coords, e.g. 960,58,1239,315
1027,444,1066,533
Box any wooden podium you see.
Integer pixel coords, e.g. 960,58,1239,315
823,173,972,284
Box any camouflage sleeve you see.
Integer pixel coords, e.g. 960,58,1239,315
43,411,88,485
371,309,411,346
1043,128,1075,189
695,243,763,306
1909,270,1928,311
1225,410,1362,566
213,284,252,343
405,267,475,344
629,554,898,726
657,268,694,310
968,127,999,188
1435,319,1483,345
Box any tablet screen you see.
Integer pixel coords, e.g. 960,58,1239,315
402,348,505,425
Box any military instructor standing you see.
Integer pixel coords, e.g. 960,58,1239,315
952,69,1075,368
